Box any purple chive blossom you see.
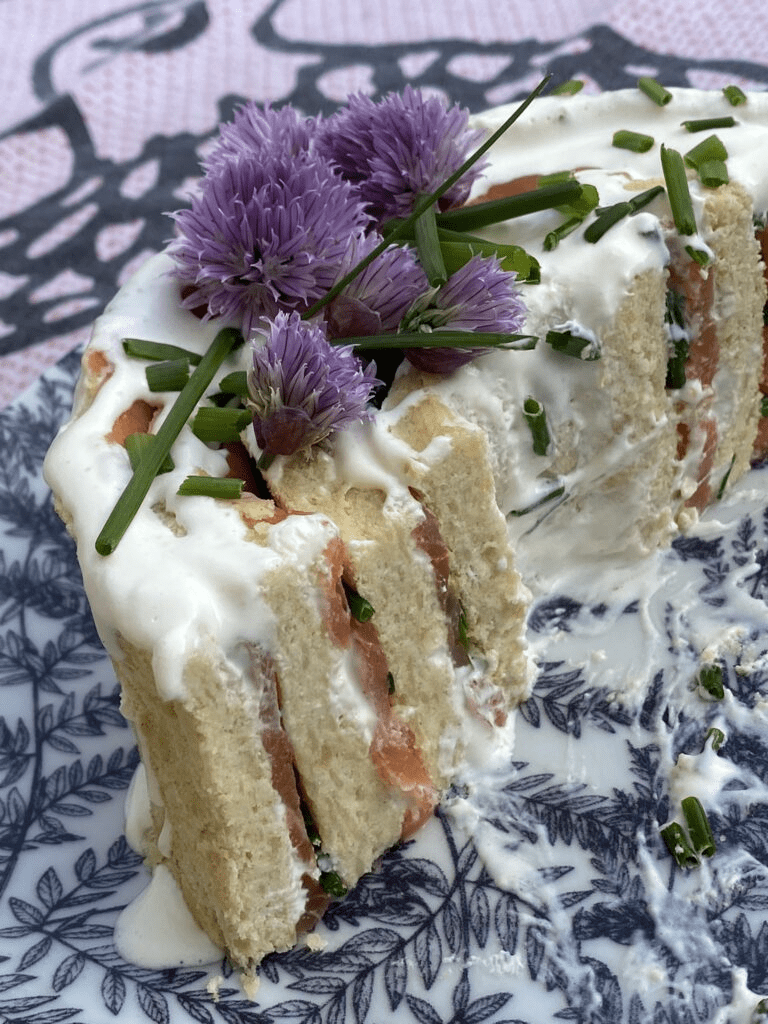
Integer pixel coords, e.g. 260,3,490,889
317,85,486,223
401,254,527,374
325,233,429,339
247,311,382,459
169,152,370,334
203,103,320,172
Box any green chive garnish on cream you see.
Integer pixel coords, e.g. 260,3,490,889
723,84,747,106
95,326,243,555
191,406,251,444
123,337,202,365
612,129,655,153
660,145,710,266
682,116,737,133
681,796,716,858
145,357,191,393
638,77,673,106
177,476,245,499
523,396,550,456
660,821,700,869
697,663,725,700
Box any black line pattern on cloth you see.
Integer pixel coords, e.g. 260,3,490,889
1,0,768,360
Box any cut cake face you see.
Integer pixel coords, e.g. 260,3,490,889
43,85,768,970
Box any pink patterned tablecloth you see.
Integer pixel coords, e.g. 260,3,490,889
1,0,767,407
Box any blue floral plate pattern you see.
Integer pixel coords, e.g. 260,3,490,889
1,352,768,1024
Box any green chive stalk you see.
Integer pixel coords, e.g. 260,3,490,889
697,663,725,700
95,327,243,555
660,821,700,868
191,405,252,443
638,77,673,106
723,85,747,106
612,129,655,153
347,591,375,623
177,476,245,499
124,433,174,475
145,357,191,393
436,179,584,233
682,116,736,133
681,796,716,858
123,337,202,365
414,203,448,285
523,396,550,455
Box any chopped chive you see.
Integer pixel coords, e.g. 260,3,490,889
123,337,202,365
697,663,725,700
583,201,632,243
697,160,729,188
457,602,470,651
638,77,673,106
346,589,375,623
685,134,728,169
550,79,584,95
716,454,736,500
95,326,243,555
723,84,747,106
387,671,395,695
660,145,697,237
705,727,725,752
537,170,573,187
177,476,244,499
522,396,550,455
435,179,586,232
124,432,174,475
544,215,584,251
665,334,689,390
302,73,553,318
414,203,447,286
320,871,348,897
629,184,665,213
660,821,700,868
145,357,191,393
685,243,711,268
509,485,565,517
612,129,655,153
681,796,716,858
662,146,710,264
559,183,600,219
682,116,737,133
752,998,768,1022
218,370,249,397
761,394,768,417
338,330,537,351
191,405,251,443
545,328,600,360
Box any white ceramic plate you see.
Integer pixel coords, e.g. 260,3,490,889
2,353,768,1023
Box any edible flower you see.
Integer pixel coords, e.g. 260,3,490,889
326,233,429,339
246,311,381,463
169,152,370,334
202,102,319,171
400,254,526,373
316,85,486,223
